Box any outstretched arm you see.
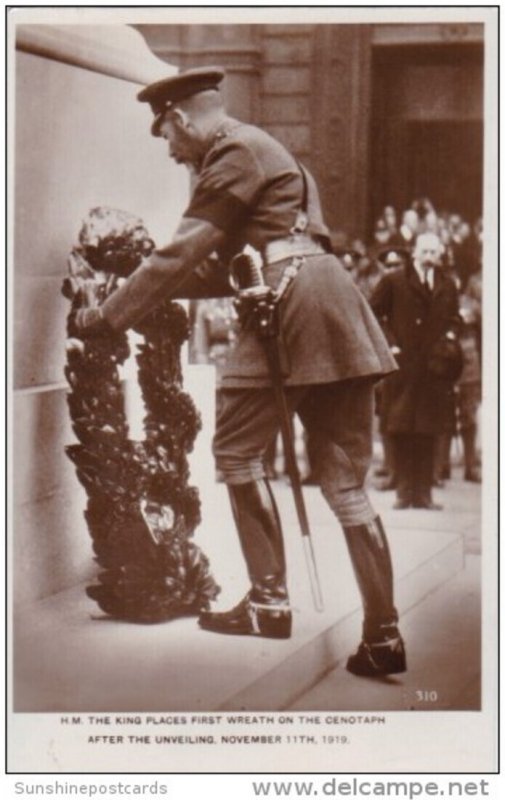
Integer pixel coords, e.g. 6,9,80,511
98,217,226,331
75,137,265,333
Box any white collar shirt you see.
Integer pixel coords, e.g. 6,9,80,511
413,261,435,290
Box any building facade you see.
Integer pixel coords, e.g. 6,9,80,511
135,22,484,239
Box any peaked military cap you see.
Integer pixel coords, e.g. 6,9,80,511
137,66,226,136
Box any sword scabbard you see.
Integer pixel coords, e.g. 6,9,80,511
261,322,325,613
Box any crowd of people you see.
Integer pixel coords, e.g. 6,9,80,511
189,197,483,510
334,199,482,303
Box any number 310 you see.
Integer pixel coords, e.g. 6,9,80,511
416,690,438,701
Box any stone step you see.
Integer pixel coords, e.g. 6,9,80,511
287,555,481,713
217,492,464,710
14,483,464,713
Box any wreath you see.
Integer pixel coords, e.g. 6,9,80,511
62,207,220,623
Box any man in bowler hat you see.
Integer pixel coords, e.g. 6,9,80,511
76,66,406,676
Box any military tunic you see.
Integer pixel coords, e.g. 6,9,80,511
101,118,395,386
180,119,396,388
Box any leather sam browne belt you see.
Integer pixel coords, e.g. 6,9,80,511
263,235,326,266
263,160,327,266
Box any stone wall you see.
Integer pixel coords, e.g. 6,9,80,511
13,26,187,605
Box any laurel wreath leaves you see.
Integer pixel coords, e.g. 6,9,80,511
63,208,220,623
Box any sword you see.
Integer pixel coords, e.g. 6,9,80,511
231,253,324,612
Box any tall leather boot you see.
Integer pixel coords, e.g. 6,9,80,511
230,479,287,583
342,516,406,676
199,479,291,639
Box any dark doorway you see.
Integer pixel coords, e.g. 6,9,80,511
369,43,484,232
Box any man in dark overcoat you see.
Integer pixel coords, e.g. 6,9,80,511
76,67,406,676
370,233,461,509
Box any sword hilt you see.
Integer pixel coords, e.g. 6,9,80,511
229,252,264,292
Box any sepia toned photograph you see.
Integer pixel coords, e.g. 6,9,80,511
7,5,498,774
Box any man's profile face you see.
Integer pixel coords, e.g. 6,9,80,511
159,112,201,167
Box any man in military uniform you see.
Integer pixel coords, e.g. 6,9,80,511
76,67,406,676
